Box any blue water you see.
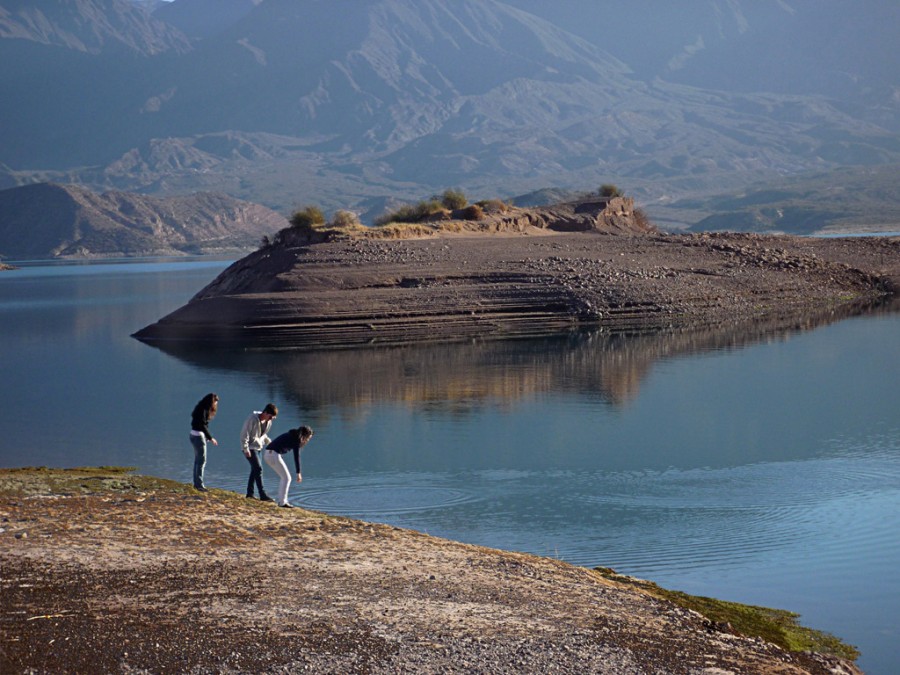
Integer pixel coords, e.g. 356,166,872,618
1,258,898,673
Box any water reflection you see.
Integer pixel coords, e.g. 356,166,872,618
143,300,894,411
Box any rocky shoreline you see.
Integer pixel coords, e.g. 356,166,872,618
133,204,900,350
1,468,862,674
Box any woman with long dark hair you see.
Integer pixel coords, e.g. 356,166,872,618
189,393,219,491
264,425,313,507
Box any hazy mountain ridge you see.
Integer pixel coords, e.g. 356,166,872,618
682,165,900,234
0,0,898,233
153,0,259,41
0,183,287,259
503,0,900,130
0,0,190,55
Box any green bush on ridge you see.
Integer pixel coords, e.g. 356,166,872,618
440,188,468,210
598,184,623,199
290,205,326,229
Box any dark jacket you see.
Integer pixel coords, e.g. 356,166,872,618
267,431,304,474
190,402,215,443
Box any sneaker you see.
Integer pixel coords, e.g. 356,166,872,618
195,486,209,492
245,494,256,499
260,495,274,503
279,503,294,508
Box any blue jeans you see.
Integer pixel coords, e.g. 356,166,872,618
190,434,206,489
245,450,267,497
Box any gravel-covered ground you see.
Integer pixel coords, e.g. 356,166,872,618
1,469,862,674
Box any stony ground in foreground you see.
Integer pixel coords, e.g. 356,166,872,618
0,469,861,674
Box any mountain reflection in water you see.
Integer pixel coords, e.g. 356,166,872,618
147,300,893,412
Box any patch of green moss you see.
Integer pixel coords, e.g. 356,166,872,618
0,466,339,522
0,466,189,496
594,567,859,661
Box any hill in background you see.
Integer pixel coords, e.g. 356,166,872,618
673,165,900,234
0,0,898,234
0,183,287,259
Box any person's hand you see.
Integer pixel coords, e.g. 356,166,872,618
296,472,302,483
242,449,250,458
211,439,218,446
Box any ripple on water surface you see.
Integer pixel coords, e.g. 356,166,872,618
295,483,481,518
565,446,900,575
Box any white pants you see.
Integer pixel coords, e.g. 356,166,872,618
263,449,291,506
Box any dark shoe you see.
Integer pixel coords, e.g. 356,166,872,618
195,486,209,492
260,495,274,503
245,494,256,499
279,503,294,508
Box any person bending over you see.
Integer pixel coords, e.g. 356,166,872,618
264,426,314,508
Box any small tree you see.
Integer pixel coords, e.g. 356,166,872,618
598,184,623,199
440,188,468,210
290,205,326,229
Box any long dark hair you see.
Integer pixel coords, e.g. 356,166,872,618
195,393,219,419
289,425,313,444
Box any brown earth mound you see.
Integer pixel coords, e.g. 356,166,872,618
134,201,899,350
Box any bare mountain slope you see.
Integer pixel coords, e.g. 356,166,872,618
0,0,190,55
0,183,287,259
1,0,898,233
504,0,900,130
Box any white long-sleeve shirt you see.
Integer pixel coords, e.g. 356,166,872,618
240,411,273,454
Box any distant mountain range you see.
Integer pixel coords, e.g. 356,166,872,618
681,164,900,234
0,183,286,258
0,0,898,235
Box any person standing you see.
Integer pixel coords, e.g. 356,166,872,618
189,393,219,492
264,426,314,508
240,403,277,501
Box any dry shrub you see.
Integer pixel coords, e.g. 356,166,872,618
367,222,434,239
459,204,484,221
440,188,468,210
290,205,326,228
435,221,465,233
599,184,623,199
634,208,654,230
374,199,444,226
476,199,509,214
330,210,361,227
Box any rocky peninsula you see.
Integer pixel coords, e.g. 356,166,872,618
1,468,862,674
133,199,899,350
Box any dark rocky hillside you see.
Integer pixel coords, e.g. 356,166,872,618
0,183,287,259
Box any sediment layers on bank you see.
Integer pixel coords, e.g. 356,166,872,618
134,221,898,350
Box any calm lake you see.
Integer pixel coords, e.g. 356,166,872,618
1,258,898,674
